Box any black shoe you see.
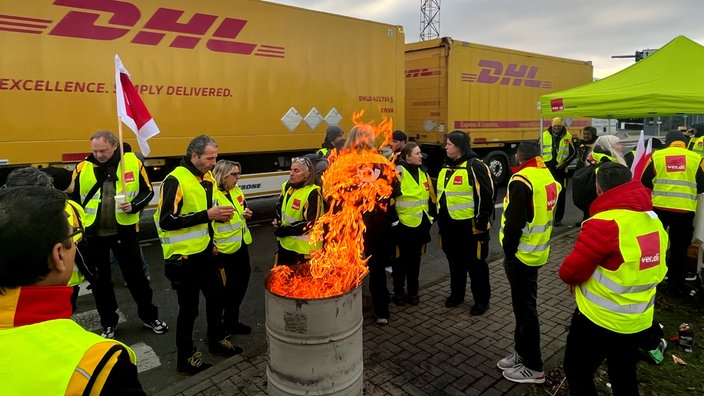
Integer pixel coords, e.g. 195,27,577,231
392,295,405,306
228,322,252,335
445,296,464,308
554,220,563,227
407,295,420,306
177,351,212,375
209,336,244,357
470,303,489,316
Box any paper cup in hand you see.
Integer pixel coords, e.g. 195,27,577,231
114,194,126,205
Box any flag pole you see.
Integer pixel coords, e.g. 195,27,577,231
117,119,127,193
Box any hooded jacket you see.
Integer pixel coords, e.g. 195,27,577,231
559,180,654,284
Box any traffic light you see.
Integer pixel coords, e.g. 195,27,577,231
635,51,643,62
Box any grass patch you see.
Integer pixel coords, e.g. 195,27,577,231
523,290,704,395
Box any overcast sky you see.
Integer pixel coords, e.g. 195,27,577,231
270,0,704,79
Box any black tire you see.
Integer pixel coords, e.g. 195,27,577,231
484,150,510,186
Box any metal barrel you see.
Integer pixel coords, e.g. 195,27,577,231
265,284,363,396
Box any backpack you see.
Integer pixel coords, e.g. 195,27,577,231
572,163,599,213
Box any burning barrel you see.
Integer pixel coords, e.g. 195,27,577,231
265,282,364,395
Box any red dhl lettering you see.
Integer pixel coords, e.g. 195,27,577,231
5,0,285,58
461,59,552,89
0,78,107,93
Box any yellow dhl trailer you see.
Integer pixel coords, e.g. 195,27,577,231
0,0,405,196
405,37,593,184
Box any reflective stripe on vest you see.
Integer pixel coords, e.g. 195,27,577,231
689,135,704,157
212,187,252,254
77,153,142,227
542,130,572,163
395,165,433,227
436,161,474,220
499,166,561,266
278,182,321,254
651,147,700,212
66,200,86,287
575,209,668,334
1,318,136,394
154,166,212,259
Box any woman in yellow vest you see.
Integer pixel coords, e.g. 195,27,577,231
272,157,323,266
0,186,144,395
392,142,436,306
436,130,495,316
560,163,668,395
212,160,253,336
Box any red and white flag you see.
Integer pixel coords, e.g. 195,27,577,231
630,130,653,179
115,55,159,156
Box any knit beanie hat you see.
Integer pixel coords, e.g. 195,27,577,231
325,125,344,142
392,130,407,141
665,131,688,146
41,167,73,191
552,117,563,126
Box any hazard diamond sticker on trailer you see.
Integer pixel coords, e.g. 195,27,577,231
324,108,343,126
304,107,323,130
281,107,303,131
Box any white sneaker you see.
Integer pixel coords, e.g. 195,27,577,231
502,363,545,384
376,318,389,325
497,351,522,370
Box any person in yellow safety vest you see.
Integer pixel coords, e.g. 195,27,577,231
541,117,576,226
560,162,668,395
70,130,166,341
316,125,345,158
154,135,244,375
641,130,704,296
0,186,145,395
391,142,436,307
272,156,323,265
4,166,95,314
687,123,704,158
212,160,253,336
436,130,495,316
497,142,560,384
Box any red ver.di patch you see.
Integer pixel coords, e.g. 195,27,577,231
637,232,661,270
665,155,686,172
453,175,463,185
124,171,135,183
291,198,301,210
545,182,558,211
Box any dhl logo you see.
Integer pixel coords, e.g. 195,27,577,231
0,0,285,58
405,68,441,78
462,60,552,88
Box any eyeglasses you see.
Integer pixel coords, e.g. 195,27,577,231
292,157,306,164
66,226,84,244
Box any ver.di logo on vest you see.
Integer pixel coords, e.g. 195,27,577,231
545,183,558,211
665,155,686,172
637,232,661,270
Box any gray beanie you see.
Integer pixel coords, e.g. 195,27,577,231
665,131,688,146
325,125,344,142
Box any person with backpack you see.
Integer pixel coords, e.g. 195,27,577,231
572,135,626,225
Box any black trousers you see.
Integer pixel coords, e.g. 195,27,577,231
216,245,252,332
392,239,424,297
166,251,226,360
653,208,694,292
367,243,391,319
503,257,542,371
85,229,157,328
564,310,641,396
439,223,490,305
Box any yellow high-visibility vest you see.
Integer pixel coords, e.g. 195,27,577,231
436,161,474,220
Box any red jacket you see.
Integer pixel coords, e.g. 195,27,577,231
559,180,654,285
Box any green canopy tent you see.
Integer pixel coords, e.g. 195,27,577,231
539,35,704,119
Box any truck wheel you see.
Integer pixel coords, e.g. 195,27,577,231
484,151,510,186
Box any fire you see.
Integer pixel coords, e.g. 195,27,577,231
267,111,396,298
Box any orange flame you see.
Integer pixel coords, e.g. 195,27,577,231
267,111,396,298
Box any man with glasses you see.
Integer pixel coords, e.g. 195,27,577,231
155,135,243,374
0,186,145,394
71,130,166,340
